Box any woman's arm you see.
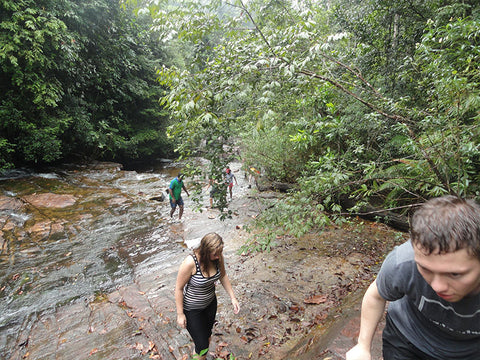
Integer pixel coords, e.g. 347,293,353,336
346,280,386,360
175,256,195,328
219,258,240,314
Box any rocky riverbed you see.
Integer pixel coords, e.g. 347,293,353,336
0,161,406,359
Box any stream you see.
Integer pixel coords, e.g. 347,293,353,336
0,160,200,356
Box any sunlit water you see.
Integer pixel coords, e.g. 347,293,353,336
0,162,181,349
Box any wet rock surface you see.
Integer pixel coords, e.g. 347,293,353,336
0,161,405,359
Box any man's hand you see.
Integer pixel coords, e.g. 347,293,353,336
346,344,371,360
345,280,385,360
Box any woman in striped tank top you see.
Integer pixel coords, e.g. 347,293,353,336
175,233,240,359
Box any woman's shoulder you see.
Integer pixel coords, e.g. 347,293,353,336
181,253,196,268
180,254,197,275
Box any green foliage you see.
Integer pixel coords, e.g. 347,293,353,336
240,195,332,254
123,0,480,247
0,139,14,169
0,0,173,169
189,347,236,359
0,0,74,165
143,0,245,213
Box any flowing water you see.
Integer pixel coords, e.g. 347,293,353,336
0,161,188,354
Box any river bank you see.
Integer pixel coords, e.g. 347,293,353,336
0,161,405,359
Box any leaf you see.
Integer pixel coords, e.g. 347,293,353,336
148,341,156,351
314,312,328,324
304,294,328,304
218,350,230,357
240,335,249,343
133,342,144,351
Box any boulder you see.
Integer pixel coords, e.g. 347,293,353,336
0,196,23,211
22,193,77,208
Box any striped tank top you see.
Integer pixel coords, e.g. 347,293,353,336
183,253,221,311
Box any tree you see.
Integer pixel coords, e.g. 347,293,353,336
0,0,173,169
125,0,480,235
0,0,74,165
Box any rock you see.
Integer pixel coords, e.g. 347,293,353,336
184,237,201,249
27,220,65,239
0,196,23,210
256,178,297,192
22,193,77,208
107,196,129,206
89,161,123,171
149,193,165,202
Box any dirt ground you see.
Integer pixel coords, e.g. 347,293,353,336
207,193,406,359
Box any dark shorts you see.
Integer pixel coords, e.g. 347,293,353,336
169,196,184,208
184,297,217,355
382,313,436,360
210,187,218,198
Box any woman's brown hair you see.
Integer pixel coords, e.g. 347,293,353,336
197,232,224,273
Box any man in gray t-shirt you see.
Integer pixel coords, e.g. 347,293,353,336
346,196,480,360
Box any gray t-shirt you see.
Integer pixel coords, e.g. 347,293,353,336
376,241,480,359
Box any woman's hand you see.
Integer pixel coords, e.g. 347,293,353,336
231,297,240,314
177,313,187,328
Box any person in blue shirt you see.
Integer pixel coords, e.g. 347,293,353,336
168,173,190,220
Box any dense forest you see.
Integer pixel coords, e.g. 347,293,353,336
1,0,479,241
0,0,175,168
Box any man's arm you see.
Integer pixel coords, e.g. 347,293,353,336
168,188,175,202
346,279,386,360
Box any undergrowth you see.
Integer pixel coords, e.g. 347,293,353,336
239,193,346,254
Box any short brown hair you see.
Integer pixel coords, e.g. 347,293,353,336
410,195,480,259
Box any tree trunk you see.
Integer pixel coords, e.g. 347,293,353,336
339,195,410,232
